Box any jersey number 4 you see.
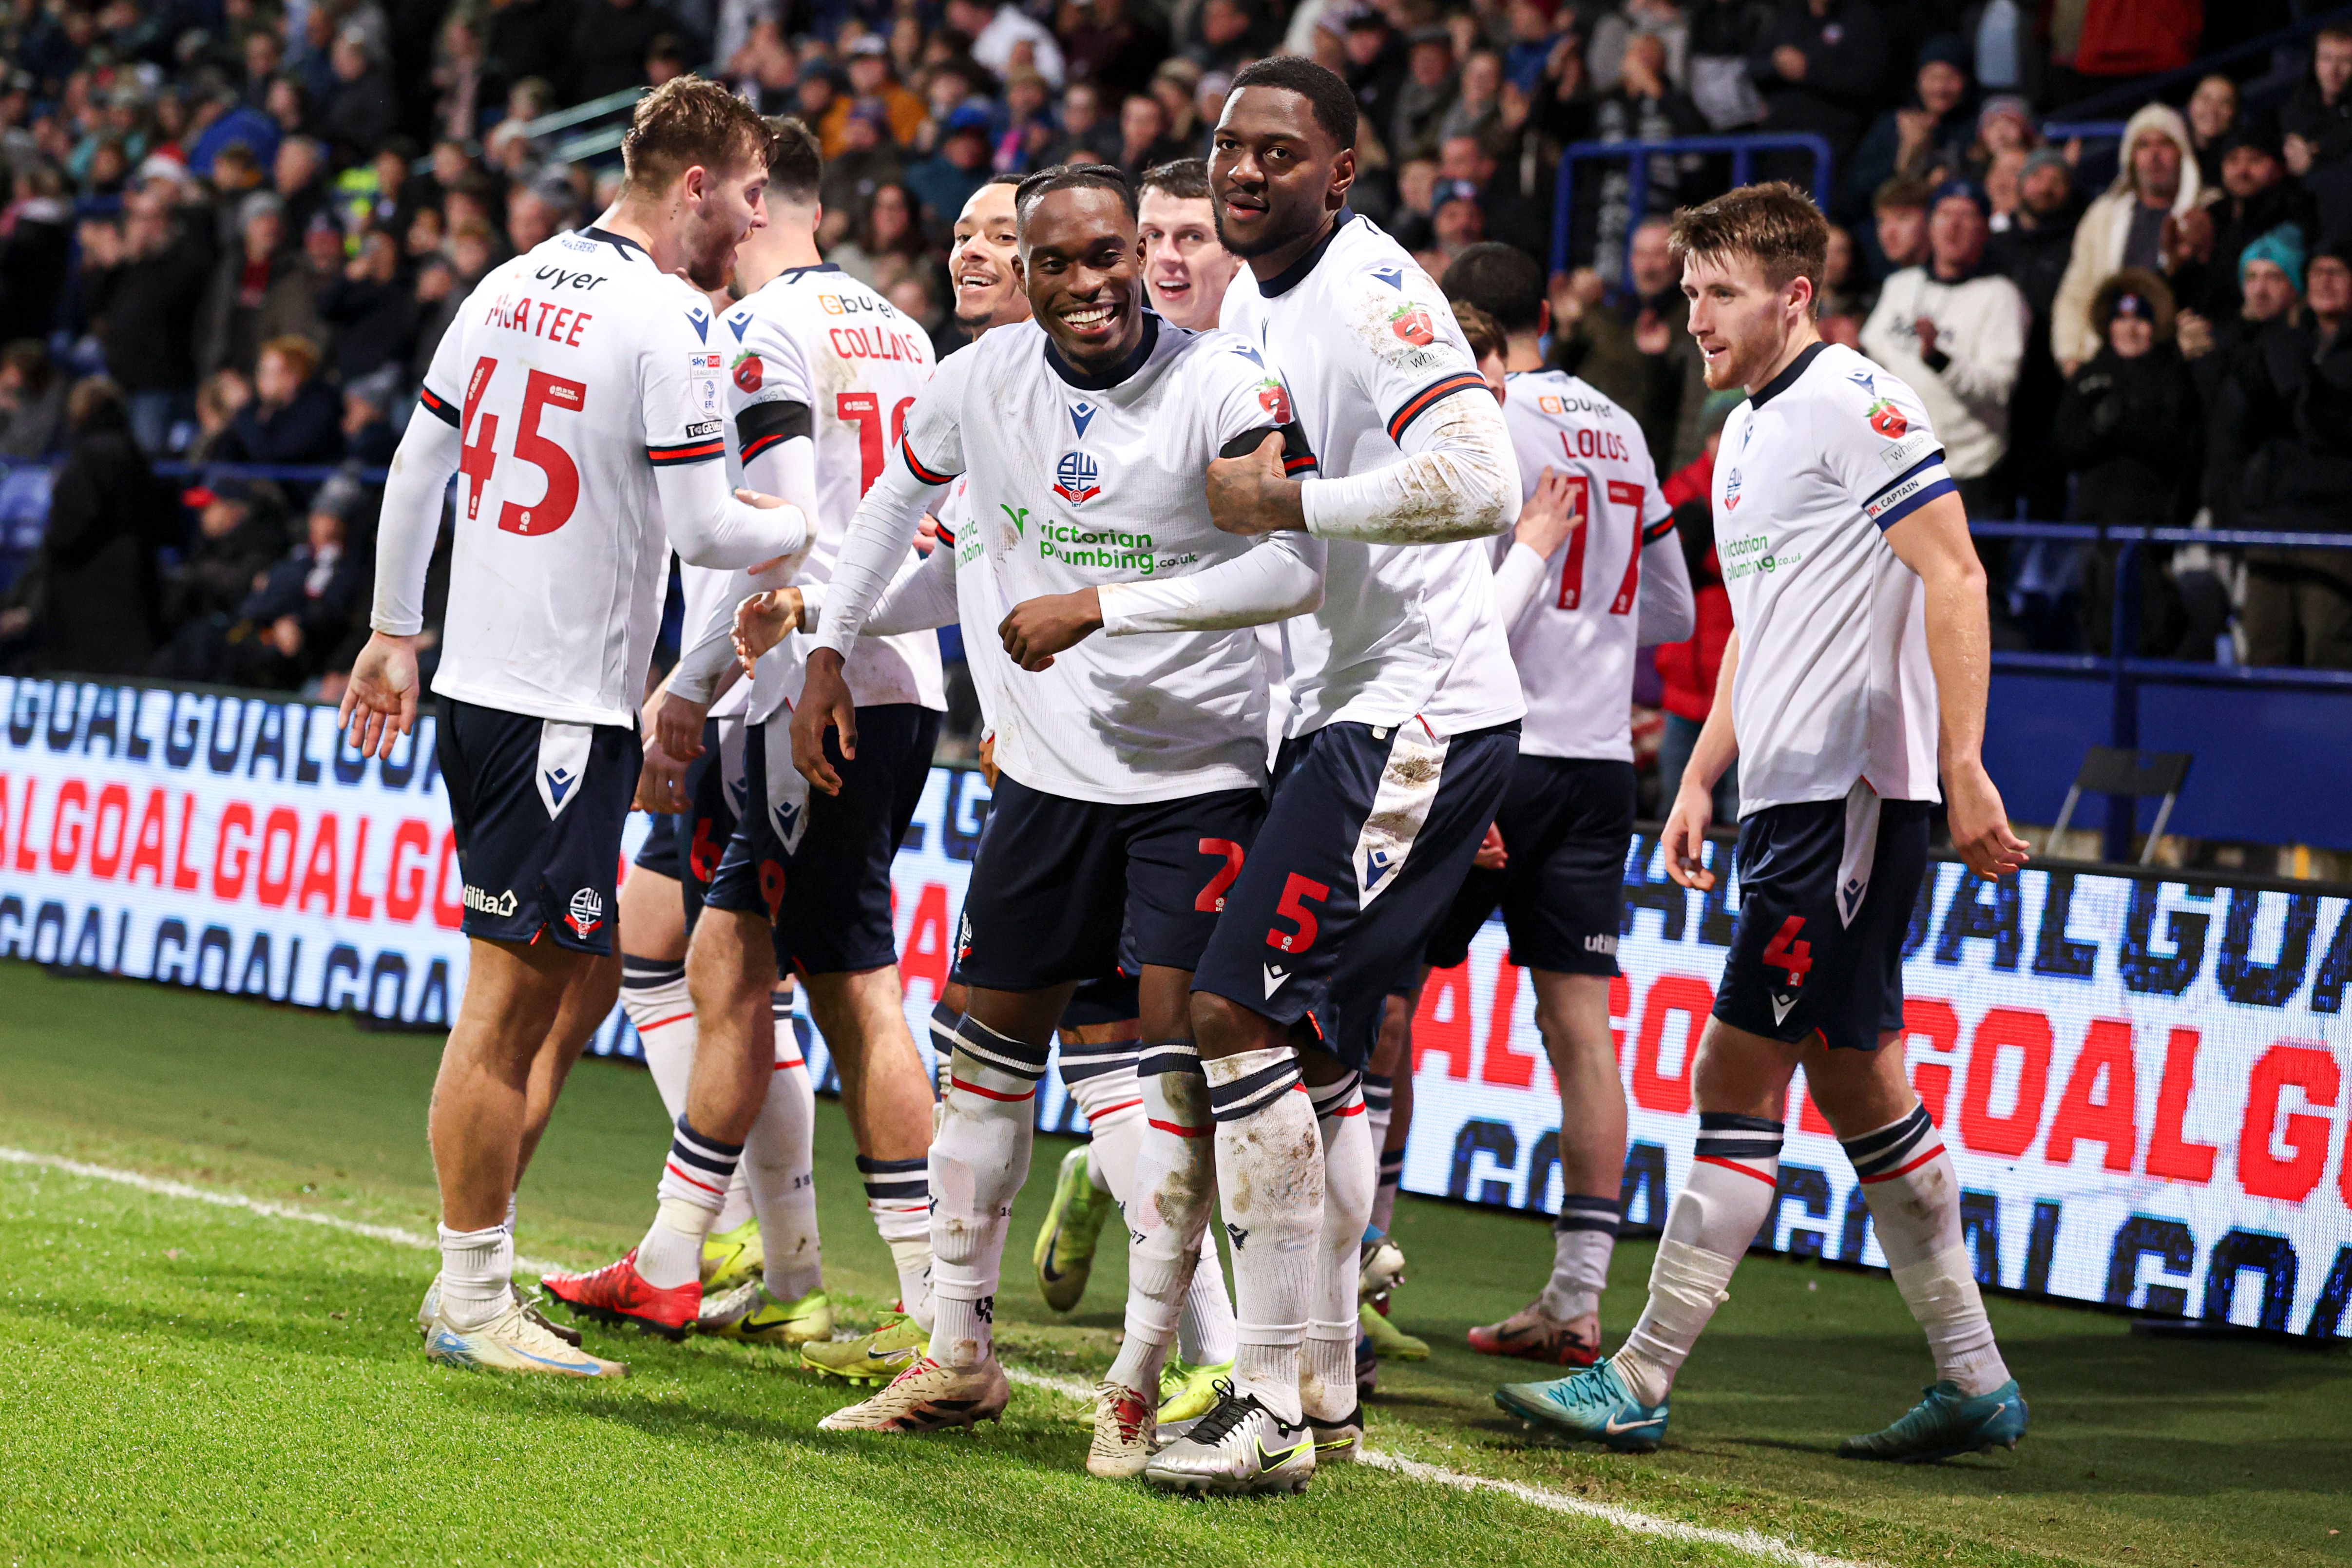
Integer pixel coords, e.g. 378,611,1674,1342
836,392,918,496
1554,476,1646,614
1762,916,1813,987
460,356,589,535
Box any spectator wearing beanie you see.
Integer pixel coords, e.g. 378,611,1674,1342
2188,225,2306,532
2053,101,2203,375
2216,236,2352,668
2054,271,2209,656
1861,179,2028,519
1841,36,1973,223
2194,118,2317,321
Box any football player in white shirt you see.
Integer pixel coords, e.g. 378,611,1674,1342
784,166,1323,1450
338,79,809,1378
1431,248,1697,1372
1497,183,2033,1464
1132,58,1526,1495
546,120,945,1352
1138,158,1241,331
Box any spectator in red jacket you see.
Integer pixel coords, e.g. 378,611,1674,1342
1651,402,1740,824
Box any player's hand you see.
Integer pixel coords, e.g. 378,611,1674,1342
734,488,802,576
915,511,942,556
338,631,421,760
655,690,710,761
733,587,804,673
1473,822,1507,870
999,588,1103,671
1661,783,1716,891
1205,432,1306,536
1514,467,1582,559
976,730,999,789
634,740,691,813
789,648,856,796
1944,758,2031,879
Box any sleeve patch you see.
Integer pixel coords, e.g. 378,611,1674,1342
1878,429,1939,474
418,384,460,427
1642,515,1679,544
1863,458,1955,530
1386,371,1491,443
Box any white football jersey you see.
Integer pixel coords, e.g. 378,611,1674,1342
1496,370,1672,762
1712,341,1949,814
1219,210,1523,740
421,226,729,727
724,263,944,721
896,314,1310,803
676,562,752,719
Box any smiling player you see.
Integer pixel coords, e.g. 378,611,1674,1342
787,165,1321,1445
1139,158,1241,330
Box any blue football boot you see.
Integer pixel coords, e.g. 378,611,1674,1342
1837,1379,2028,1462
1493,1357,1668,1453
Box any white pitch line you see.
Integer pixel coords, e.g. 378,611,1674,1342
5,1146,1874,1568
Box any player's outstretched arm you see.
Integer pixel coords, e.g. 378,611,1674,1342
1487,467,1582,623
653,456,810,570
1296,385,1519,544
1092,522,1324,639
1661,628,1740,891
1884,491,2030,879
342,398,460,757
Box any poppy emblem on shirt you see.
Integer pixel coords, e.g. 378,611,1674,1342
1054,451,1101,504
1723,467,1743,511
732,353,763,393
1865,398,1908,439
1258,380,1292,423
1389,305,1435,346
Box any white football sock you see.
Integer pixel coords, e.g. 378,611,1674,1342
1613,1112,1779,1405
1538,1194,1621,1320
437,1221,511,1330
1206,1046,1320,1427
1306,1071,1374,1421
1059,1033,1144,1203
637,1115,743,1290
1106,1040,1211,1394
859,1155,934,1329
927,1013,1047,1367
1844,1105,2010,1396
625,954,756,1234
1179,1236,1237,1367
748,1014,821,1301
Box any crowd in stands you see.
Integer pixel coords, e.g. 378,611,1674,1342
0,0,2348,709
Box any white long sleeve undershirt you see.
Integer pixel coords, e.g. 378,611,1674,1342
369,410,460,636
809,454,941,659
667,434,820,704
1097,532,1325,633
1299,387,1518,544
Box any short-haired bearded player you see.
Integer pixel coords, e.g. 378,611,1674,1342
541,117,942,1361
783,164,1323,1441
339,78,806,1377
1133,58,1527,1496
1496,183,2032,1464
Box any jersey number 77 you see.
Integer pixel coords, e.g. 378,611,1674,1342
1555,476,1645,614
459,355,590,536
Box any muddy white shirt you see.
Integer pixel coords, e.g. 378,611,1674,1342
1713,341,1948,814
813,314,1319,803
1218,210,1524,740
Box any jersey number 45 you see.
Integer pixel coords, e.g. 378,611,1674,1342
460,355,589,536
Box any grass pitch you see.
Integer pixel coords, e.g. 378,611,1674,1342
0,964,2345,1567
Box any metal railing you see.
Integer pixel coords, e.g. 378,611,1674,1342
1973,519,2352,859
1550,133,1834,282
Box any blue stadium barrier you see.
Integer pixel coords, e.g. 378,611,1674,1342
1550,133,1835,283
1974,520,2352,858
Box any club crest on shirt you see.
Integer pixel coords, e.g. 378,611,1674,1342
1389,304,1435,345
1723,467,1743,510
1054,449,1102,504
731,352,763,393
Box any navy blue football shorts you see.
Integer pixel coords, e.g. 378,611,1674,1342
1192,718,1518,1071
1424,755,1634,976
436,695,639,956
1711,785,1931,1052
702,705,940,976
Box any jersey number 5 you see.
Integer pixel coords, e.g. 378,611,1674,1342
1554,476,1646,614
837,393,919,496
459,357,589,535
